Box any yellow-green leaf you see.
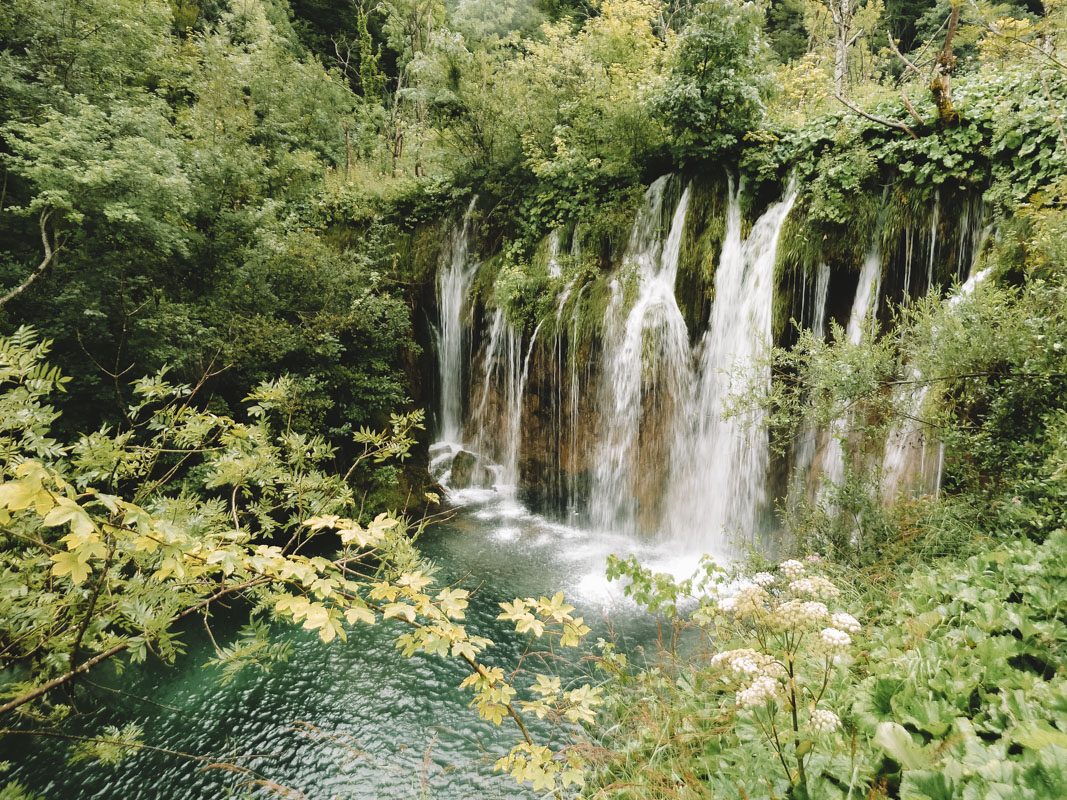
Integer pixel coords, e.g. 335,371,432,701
383,603,417,623
50,550,92,585
42,497,96,537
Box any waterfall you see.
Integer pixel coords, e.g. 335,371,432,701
821,247,883,489
505,320,544,487
790,262,833,500
589,178,691,534
881,266,992,498
903,224,915,300
812,263,830,338
462,308,544,493
468,310,518,483
546,229,563,278
846,248,883,345
550,264,586,514
426,174,999,552
565,283,588,514
435,198,479,444
927,192,940,293
664,183,797,555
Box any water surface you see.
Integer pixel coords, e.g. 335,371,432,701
10,490,694,799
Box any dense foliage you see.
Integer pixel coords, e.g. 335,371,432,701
1,0,1066,798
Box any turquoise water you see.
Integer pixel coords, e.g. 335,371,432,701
9,489,697,799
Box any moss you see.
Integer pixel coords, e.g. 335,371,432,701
574,186,645,272
393,221,448,289
472,249,507,310
676,174,729,335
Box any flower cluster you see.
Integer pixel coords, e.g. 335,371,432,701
708,557,860,728
774,599,830,629
752,571,776,587
819,627,852,651
711,648,786,679
718,581,770,616
809,708,841,734
789,576,841,600
831,612,861,634
736,675,782,708
780,559,806,579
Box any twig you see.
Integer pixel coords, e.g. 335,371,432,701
0,576,267,716
834,92,919,139
887,31,923,77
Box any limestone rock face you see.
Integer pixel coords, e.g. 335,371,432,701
449,449,492,489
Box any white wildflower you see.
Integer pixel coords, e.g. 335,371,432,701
788,576,840,600
775,599,829,628
831,612,861,634
809,708,840,734
712,648,761,676
720,582,769,617
780,559,805,579
735,676,780,709
820,627,852,650
806,554,823,564
752,572,776,587
711,649,786,680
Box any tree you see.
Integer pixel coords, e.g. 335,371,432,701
827,0,860,97
0,330,603,796
654,0,770,163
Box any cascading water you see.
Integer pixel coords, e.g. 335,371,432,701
434,198,479,445
465,309,545,493
505,320,544,488
821,247,883,489
812,263,831,338
564,282,588,514
428,173,992,568
790,262,832,499
881,266,993,498
589,177,691,534
926,192,940,294
550,252,586,514
846,248,883,346
546,229,563,278
664,183,797,555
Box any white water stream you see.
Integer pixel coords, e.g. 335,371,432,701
664,183,797,555
435,199,480,445
430,175,990,564
820,246,884,490
590,177,692,534
881,266,993,498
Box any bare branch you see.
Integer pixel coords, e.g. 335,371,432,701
834,92,920,139
888,31,923,77
900,92,926,126
0,209,64,309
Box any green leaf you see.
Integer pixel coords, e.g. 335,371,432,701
42,497,96,537
900,770,955,800
875,722,930,770
1012,723,1067,751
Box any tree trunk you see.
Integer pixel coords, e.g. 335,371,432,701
830,0,854,98
930,2,962,126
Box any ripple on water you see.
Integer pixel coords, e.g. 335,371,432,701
12,488,707,799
